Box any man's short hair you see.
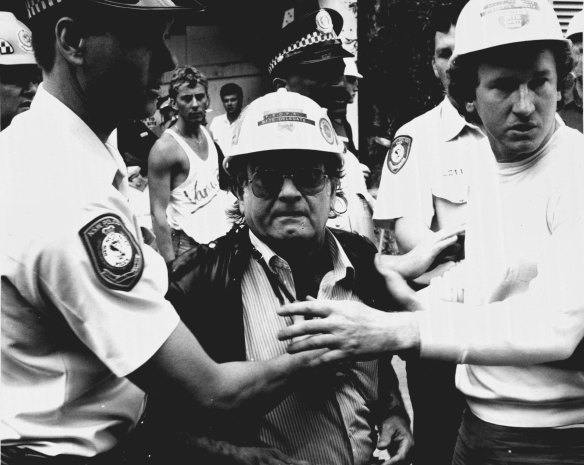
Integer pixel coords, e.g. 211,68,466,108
30,3,108,71
219,83,243,101
427,4,463,38
448,40,574,124
169,66,208,100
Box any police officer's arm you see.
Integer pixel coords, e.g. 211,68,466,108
148,136,178,263
128,321,324,416
393,217,434,254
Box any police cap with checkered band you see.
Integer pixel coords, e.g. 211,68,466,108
268,0,353,76
0,12,36,66
24,0,204,19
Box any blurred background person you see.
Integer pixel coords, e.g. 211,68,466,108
559,9,582,133
0,11,40,131
209,82,244,152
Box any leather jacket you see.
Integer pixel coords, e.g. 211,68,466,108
166,224,409,442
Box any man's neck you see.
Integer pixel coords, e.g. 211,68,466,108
269,237,332,300
43,72,118,144
175,118,202,139
227,111,240,124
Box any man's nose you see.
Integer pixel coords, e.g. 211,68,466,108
512,84,535,117
278,176,302,198
22,80,38,98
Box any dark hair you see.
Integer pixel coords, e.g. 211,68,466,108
427,4,463,39
29,1,169,72
448,40,574,124
220,82,243,100
169,66,208,100
224,151,345,222
30,2,107,71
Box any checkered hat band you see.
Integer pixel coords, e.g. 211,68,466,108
26,0,64,18
268,31,339,74
0,40,15,55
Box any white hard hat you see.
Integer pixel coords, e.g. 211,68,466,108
453,0,567,57
0,12,36,66
343,57,363,78
224,88,343,173
566,10,583,40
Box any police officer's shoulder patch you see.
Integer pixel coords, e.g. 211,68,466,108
79,214,144,291
387,135,413,174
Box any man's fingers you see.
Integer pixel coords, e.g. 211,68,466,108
384,440,410,465
307,348,352,367
278,319,333,342
278,300,331,319
435,223,465,241
374,265,421,311
285,333,337,352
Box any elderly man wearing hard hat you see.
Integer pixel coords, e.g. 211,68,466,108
0,1,335,463
279,0,584,462
161,88,423,465
0,11,40,130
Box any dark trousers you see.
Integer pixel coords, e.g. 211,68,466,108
407,359,466,465
452,408,584,465
171,229,198,258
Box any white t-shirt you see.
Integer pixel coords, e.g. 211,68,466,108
416,125,584,427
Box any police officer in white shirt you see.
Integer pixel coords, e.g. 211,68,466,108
1,1,328,463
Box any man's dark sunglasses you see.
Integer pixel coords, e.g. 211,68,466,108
248,167,328,198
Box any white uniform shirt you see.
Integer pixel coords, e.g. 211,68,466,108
374,98,486,231
0,85,180,457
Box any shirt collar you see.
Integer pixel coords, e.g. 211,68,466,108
30,84,127,186
439,96,483,142
247,228,355,286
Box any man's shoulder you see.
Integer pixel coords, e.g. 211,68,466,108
209,114,228,129
395,103,442,136
149,130,185,163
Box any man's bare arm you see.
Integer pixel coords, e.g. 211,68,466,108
128,322,325,417
148,137,177,263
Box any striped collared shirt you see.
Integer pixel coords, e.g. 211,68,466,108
242,229,382,465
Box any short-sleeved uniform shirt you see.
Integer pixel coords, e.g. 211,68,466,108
0,85,180,457
373,98,486,231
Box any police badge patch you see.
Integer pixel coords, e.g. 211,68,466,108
79,214,144,291
387,135,412,174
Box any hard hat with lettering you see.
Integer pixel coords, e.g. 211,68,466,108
24,0,204,19
453,0,567,57
566,10,583,41
224,88,343,173
0,12,36,66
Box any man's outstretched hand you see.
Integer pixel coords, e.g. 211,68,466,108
277,271,422,363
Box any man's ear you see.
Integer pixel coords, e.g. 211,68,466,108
431,57,439,80
55,17,85,66
171,98,178,111
272,77,288,90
